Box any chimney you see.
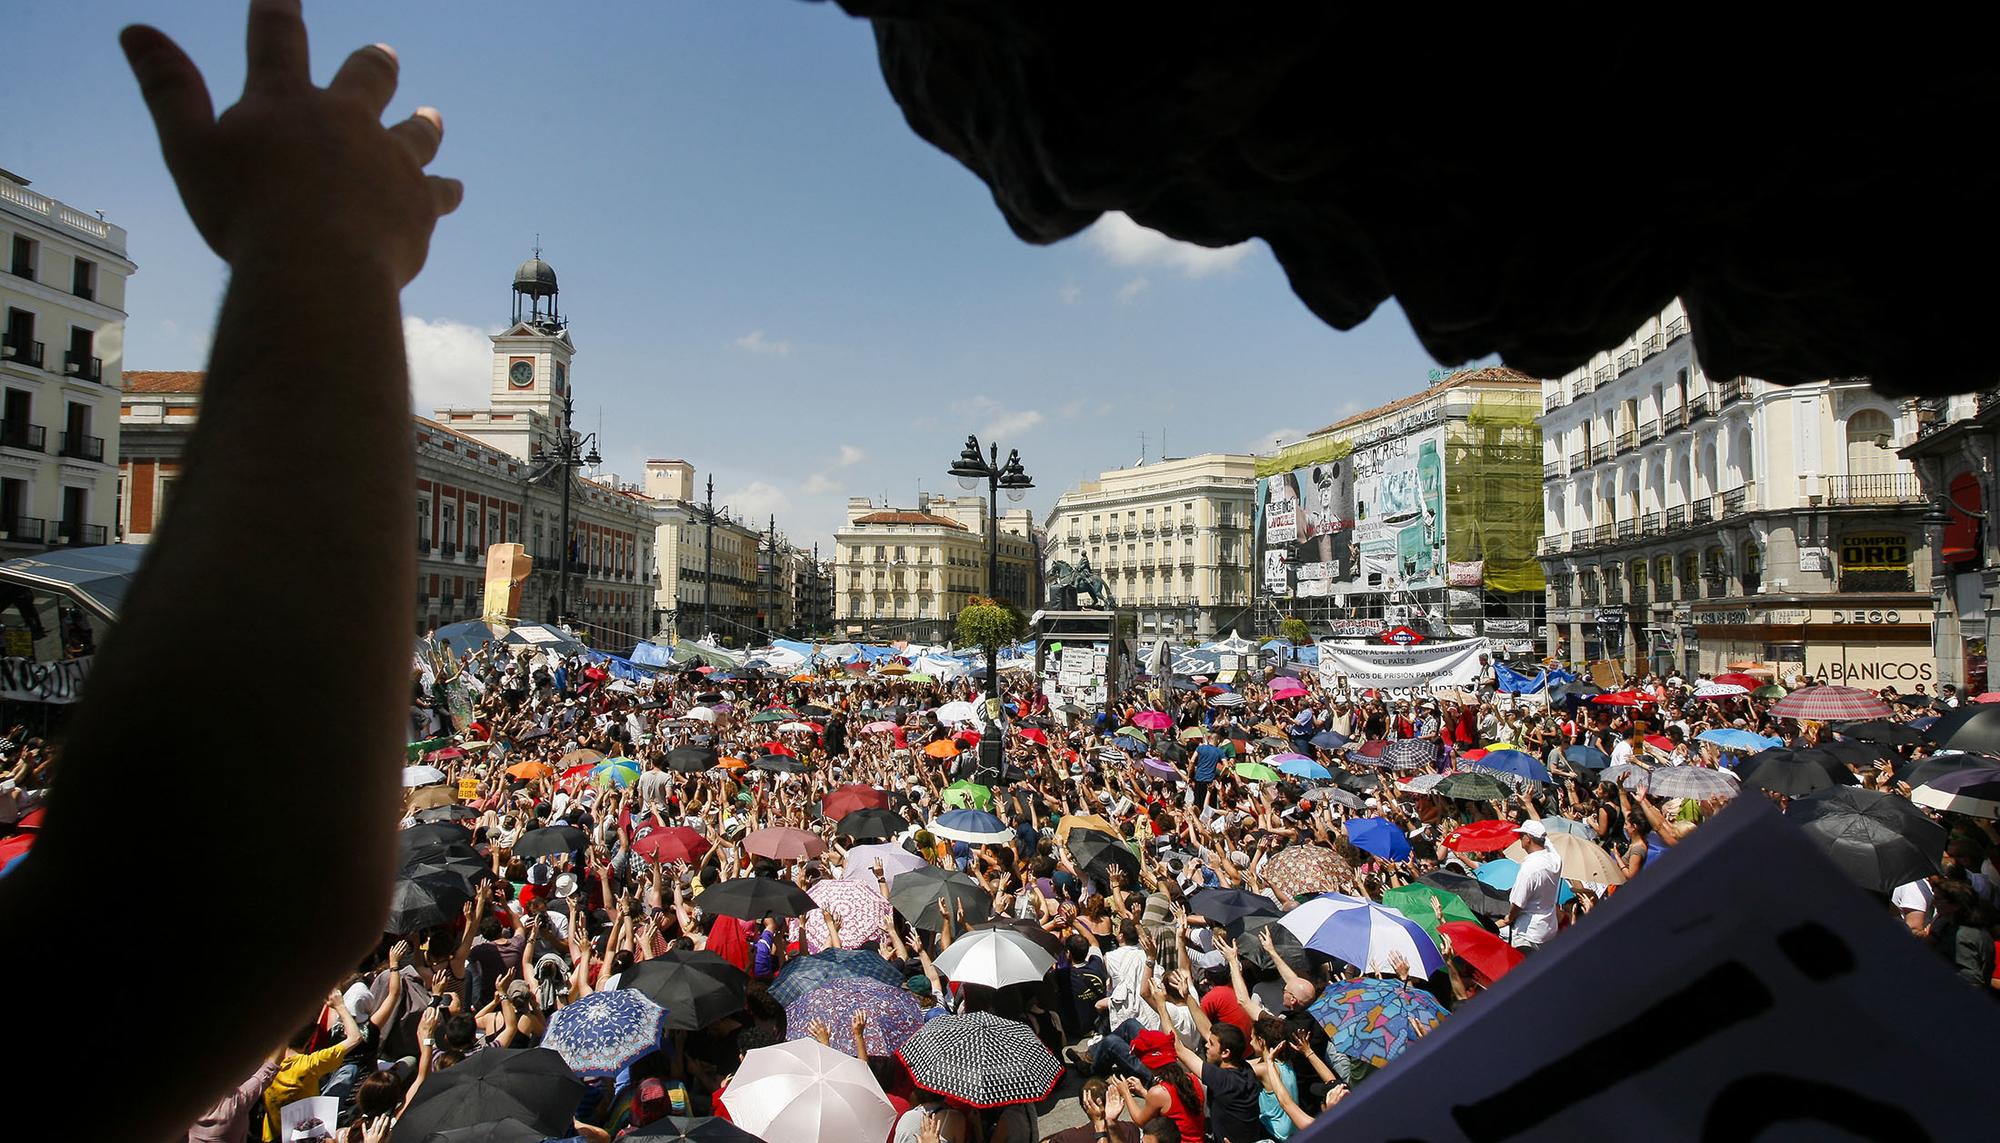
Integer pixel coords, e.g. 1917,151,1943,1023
917,490,930,513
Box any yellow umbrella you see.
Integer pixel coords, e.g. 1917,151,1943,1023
1056,814,1121,845
1504,831,1627,885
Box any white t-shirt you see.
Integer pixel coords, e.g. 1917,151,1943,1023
1508,846,1565,948
1891,878,1934,923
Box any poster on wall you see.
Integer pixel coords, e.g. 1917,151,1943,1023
1258,426,1447,601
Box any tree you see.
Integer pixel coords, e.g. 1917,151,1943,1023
955,596,1026,651
1279,617,1311,646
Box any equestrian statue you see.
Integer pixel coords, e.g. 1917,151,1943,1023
1046,554,1116,610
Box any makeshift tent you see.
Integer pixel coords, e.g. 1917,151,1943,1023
0,542,147,622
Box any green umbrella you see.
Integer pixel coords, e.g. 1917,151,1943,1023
1380,883,1479,948
1752,684,1787,699
906,672,935,684
1116,725,1149,741
1178,727,1207,742
749,710,792,724
406,735,452,763
941,781,994,810
1435,772,1510,800
1233,762,1284,783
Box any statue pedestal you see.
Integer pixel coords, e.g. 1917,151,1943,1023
1032,609,1122,720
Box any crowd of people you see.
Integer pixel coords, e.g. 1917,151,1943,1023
33,632,1966,1142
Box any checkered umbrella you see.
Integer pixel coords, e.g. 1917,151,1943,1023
1770,685,1892,722
542,989,669,1078
784,977,926,1056
896,1013,1065,1108
803,876,893,952
1644,765,1739,801
1401,772,1450,795
1381,738,1442,770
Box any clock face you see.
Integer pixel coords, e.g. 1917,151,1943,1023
508,360,535,388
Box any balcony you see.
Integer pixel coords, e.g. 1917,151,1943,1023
1544,393,1564,413
1719,377,1744,406
1720,484,1750,516
1821,472,1923,505
1570,528,1592,549
57,431,104,462
1589,442,1612,465
1568,450,1588,471
0,516,44,543
1663,405,1687,432
1086,530,1102,542
62,353,103,383
1,337,45,370
1665,505,1686,529
54,521,107,546
1703,575,1729,600
1640,510,1662,536
417,537,431,555
1615,428,1637,454
1593,365,1615,386
1591,523,1615,546
0,421,46,452
1617,350,1640,374
1603,582,1625,605
1690,500,1714,526
1537,534,1569,555
1615,518,1637,541
1140,522,1157,535
440,542,457,559
1638,418,1659,444
1687,393,1713,422
1551,587,1572,608
464,547,481,563
1569,380,1592,402
1179,521,1195,534
1629,585,1650,607
1642,332,1664,357
1543,460,1563,480
1122,525,1138,538
1580,582,1602,606
1665,315,1689,341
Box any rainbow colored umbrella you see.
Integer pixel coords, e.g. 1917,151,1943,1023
591,758,641,788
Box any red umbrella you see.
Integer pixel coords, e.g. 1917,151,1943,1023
1440,819,1520,853
696,665,715,674
561,763,597,780
1132,711,1173,731
1459,747,1488,761
1975,693,2000,704
758,742,797,758
745,827,825,861
1017,728,1049,746
1712,672,1762,690
954,730,982,746
1356,740,1386,758
1438,921,1524,983
823,784,890,818
1643,734,1674,752
1199,685,1227,696
633,824,711,864
1770,685,1893,722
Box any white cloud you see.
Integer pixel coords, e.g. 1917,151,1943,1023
1084,212,1253,278
720,480,788,526
1116,276,1150,304
1058,282,1082,305
837,445,866,467
802,473,838,494
1256,426,1308,453
732,330,792,357
403,315,492,411
957,395,1045,440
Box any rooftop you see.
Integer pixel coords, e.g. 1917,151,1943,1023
122,371,205,394
850,510,971,531
1310,366,1537,436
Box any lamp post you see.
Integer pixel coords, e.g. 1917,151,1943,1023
948,435,1032,776
530,391,600,628
683,475,731,640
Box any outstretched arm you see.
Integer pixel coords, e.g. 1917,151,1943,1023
0,3,459,1134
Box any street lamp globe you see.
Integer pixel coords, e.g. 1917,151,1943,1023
957,474,981,491
1005,485,1027,502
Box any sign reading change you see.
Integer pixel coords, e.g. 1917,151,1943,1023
0,655,91,704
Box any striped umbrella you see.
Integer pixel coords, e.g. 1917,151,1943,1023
803,877,893,952
896,1013,1064,1108
1281,895,1445,976
1770,685,1892,722
542,989,669,1078
784,977,925,1056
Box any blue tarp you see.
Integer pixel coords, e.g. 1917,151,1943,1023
1495,663,1547,694
585,649,658,682
630,641,677,668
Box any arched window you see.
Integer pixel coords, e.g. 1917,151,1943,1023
1945,471,1984,566
1846,409,1896,477
1656,554,1675,600
1741,542,1762,594
1734,427,1754,485
1680,551,1700,598
1703,546,1729,597
1629,558,1648,602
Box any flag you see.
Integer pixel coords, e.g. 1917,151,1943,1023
1494,663,1548,695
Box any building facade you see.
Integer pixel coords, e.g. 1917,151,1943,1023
2,169,130,554
1538,299,1934,683
1044,453,1259,639
642,460,762,643
833,492,1037,642
1901,391,2000,693
1253,369,1545,651
120,257,659,646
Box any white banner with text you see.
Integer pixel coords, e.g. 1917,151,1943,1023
1315,638,1488,697
0,655,91,704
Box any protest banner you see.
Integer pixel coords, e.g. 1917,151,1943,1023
0,655,90,704
1304,799,1994,1141
1315,638,1488,698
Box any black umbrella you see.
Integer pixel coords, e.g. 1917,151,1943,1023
666,746,717,773
800,704,834,718
1419,869,1510,920
386,870,472,933
1786,786,1947,893
513,825,589,860
401,821,475,852
1923,705,2000,753
1301,786,1364,811
1433,772,1510,801
404,849,492,892
1188,886,1281,926
1899,752,2000,790
414,805,480,824
1002,787,1050,818
1833,719,1924,747
1735,751,1840,798
1065,828,1140,879
1225,913,1313,974
1817,739,1894,770
693,876,817,920
836,808,903,840
620,951,749,1031
888,866,994,931
751,754,806,774
625,1118,765,1142
401,840,479,870
392,1046,583,1142
510,727,552,743
419,1120,548,1143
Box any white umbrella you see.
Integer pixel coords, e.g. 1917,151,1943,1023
1692,681,1748,699
683,706,717,723
718,1038,894,1142
401,765,448,788
778,721,815,734
1280,894,1444,976
932,925,1056,989
837,843,930,883
936,700,979,725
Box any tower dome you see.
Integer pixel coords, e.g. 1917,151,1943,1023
513,256,558,298
511,247,563,330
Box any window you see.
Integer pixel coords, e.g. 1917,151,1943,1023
417,499,431,545
72,258,95,301
3,307,36,368
9,235,35,281
1845,409,1896,477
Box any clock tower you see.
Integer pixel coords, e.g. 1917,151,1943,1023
450,249,576,462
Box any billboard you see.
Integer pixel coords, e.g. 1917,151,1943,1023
1257,425,1446,599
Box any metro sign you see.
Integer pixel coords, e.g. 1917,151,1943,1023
1382,625,1425,646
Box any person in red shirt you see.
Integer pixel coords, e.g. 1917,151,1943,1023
1197,965,1255,1040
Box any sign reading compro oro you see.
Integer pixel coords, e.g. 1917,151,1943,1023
1804,644,1935,687
1316,637,1489,697
1840,532,1911,571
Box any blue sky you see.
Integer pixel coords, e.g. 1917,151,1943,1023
3,0,1458,554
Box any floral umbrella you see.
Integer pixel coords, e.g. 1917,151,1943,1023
785,977,926,1056
542,989,670,1078
1260,845,1350,898
769,948,906,1006
1308,977,1448,1067
804,876,893,952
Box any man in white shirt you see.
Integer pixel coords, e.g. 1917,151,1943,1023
1502,820,1564,950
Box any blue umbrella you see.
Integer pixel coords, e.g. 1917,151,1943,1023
1344,816,1411,862
770,948,905,1006
1110,735,1147,752
1562,744,1611,771
1474,859,1575,903
930,808,1012,844
1311,730,1351,751
1309,977,1448,1068
542,989,669,1078
1697,727,1783,752
784,977,926,1056
1471,749,1550,784
1277,757,1333,780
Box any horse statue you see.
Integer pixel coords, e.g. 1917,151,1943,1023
1047,554,1116,610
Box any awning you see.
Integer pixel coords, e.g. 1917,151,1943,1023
0,543,149,622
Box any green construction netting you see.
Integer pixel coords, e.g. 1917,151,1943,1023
1446,392,1546,594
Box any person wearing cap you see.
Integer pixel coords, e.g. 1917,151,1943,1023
1106,1029,1204,1143
1502,819,1564,951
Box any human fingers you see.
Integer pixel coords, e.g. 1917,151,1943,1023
243,0,310,96
390,106,445,167
329,42,399,116
119,24,215,168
